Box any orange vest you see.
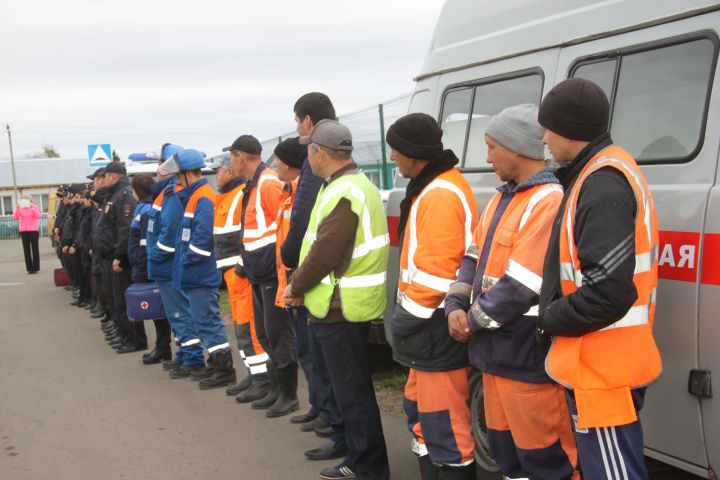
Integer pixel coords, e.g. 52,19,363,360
152,183,183,211
275,178,299,307
474,182,562,310
547,145,662,429
242,168,283,253
397,168,477,318
185,183,217,216
214,181,245,270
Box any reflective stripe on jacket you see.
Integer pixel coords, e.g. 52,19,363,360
214,181,245,270
240,164,283,284
173,179,221,289
299,172,389,322
547,145,662,429
397,168,477,319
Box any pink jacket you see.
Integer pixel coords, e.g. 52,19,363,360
13,204,41,232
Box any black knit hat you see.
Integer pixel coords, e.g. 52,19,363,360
386,113,444,160
273,137,306,169
538,78,610,141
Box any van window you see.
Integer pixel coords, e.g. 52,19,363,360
440,73,543,169
571,37,717,163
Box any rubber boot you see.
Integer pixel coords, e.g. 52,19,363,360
226,373,252,396
418,455,440,480
438,463,475,480
199,350,237,390
251,362,279,410
266,362,299,418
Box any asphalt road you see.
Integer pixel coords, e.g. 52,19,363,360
0,239,417,480
0,238,705,480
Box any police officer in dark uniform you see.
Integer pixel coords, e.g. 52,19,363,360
95,162,147,353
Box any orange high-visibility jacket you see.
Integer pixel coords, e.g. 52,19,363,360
547,145,662,429
275,178,299,307
214,181,246,270
240,165,283,283
397,167,478,318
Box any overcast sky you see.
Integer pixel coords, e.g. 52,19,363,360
0,0,443,161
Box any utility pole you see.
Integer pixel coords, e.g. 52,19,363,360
6,124,19,203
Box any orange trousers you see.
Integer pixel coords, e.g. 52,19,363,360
223,269,267,373
403,367,475,466
484,373,580,479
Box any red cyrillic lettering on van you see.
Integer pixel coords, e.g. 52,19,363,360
657,231,700,282
701,233,720,286
387,215,400,247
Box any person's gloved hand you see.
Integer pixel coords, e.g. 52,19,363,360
234,264,247,278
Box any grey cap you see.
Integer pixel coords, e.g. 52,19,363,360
299,119,353,152
485,104,545,160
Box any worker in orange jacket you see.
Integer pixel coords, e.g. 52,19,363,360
445,104,579,479
211,155,270,401
388,113,478,480
537,78,661,480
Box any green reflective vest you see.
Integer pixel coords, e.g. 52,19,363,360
299,171,389,322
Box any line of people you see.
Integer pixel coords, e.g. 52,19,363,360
52,80,661,480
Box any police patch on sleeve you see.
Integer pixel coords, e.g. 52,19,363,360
123,204,133,218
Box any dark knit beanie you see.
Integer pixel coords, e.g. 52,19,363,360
538,78,610,141
273,137,306,169
386,113,444,160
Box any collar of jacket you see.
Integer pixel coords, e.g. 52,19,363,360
221,176,245,194
497,167,560,194
245,163,267,191
326,162,358,184
177,177,208,201
553,133,613,190
151,177,172,199
107,176,130,196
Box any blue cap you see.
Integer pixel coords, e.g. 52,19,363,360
161,143,184,161
174,149,206,172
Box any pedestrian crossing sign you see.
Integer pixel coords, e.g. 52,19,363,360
88,144,112,167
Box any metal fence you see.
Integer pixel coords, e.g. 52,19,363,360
0,214,50,239
260,94,411,190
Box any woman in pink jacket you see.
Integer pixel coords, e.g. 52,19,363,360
13,195,41,274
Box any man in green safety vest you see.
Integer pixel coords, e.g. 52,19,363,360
284,119,390,480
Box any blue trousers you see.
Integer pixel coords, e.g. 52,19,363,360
157,281,204,367
295,307,345,445
186,287,230,357
566,388,649,480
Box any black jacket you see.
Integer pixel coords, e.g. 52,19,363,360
539,134,638,338
94,177,136,265
60,204,81,247
280,156,324,269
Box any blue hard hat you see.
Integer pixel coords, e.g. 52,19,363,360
161,143,184,161
174,149,206,172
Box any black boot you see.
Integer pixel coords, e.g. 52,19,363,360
163,358,183,371
266,363,299,418
226,372,252,396
251,362,279,410
235,382,270,403
143,348,172,365
198,350,236,390
438,463,475,480
418,455,440,480
190,355,215,381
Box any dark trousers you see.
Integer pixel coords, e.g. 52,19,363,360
107,259,147,344
566,388,649,480
152,318,172,352
311,321,390,480
251,280,297,369
20,231,40,272
65,253,81,287
100,259,116,324
294,307,345,444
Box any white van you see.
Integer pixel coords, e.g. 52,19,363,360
383,1,720,477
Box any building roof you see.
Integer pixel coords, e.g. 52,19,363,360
0,157,96,188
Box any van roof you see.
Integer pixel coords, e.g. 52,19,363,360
419,0,720,79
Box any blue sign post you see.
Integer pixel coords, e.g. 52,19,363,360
88,144,112,168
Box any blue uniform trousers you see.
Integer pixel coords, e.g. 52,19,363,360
157,281,204,367
566,388,649,480
186,287,230,357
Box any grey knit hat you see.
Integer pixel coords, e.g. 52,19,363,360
485,104,545,160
